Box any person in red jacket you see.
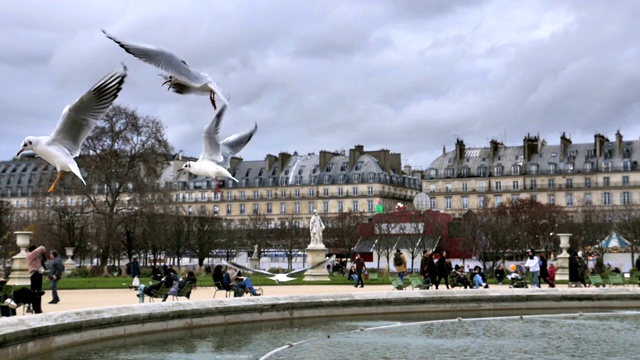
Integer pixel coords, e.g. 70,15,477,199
547,263,556,288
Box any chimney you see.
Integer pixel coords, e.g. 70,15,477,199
265,154,277,172
278,152,292,170
523,134,541,162
594,133,608,158
455,138,466,162
560,132,572,160
489,139,502,162
349,144,364,169
319,150,334,174
615,130,623,157
403,164,412,174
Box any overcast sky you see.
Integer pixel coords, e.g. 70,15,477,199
2,1,640,170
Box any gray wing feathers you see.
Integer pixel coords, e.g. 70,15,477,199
200,103,226,162
48,66,127,157
102,29,207,86
219,122,258,169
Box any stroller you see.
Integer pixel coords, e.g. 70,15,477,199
508,264,528,288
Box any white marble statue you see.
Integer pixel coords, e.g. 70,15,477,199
252,244,259,259
309,210,325,247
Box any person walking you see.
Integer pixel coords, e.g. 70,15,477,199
354,253,366,288
392,249,407,283
48,250,64,304
435,250,452,289
524,249,541,288
26,245,46,313
539,254,552,287
419,250,431,288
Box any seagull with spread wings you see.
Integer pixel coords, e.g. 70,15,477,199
102,29,227,109
223,256,335,284
177,102,257,191
16,65,128,192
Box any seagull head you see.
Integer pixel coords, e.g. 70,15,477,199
177,161,193,174
17,137,36,157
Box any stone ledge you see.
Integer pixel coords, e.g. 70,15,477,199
1,288,639,359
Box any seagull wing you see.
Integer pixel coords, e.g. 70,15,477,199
102,29,208,87
219,122,258,169
286,255,336,276
224,260,274,277
200,103,227,162
47,65,127,157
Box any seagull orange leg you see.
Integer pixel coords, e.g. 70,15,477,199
48,172,63,193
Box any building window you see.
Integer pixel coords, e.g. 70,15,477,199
603,161,612,172
445,197,452,209
267,190,273,199
429,169,437,179
227,192,232,201
281,203,287,214
511,165,520,175
281,190,287,198
512,181,519,190
323,201,329,213
603,177,610,187
309,189,315,197
623,176,630,186
623,160,631,171
352,201,359,212
603,192,611,205
622,192,632,205
530,179,537,190
494,166,503,176
478,182,486,192
295,189,300,198
338,188,344,197
462,183,468,192
548,163,557,174
528,164,538,175
478,167,487,177
309,202,315,213
566,179,573,189
254,190,259,199
200,192,207,201
585,193,592,205
338,201,344,213
323,188,329,197
495,195,503,206
445,168,454,178
352,187,359,196
585,178,591,188
253,203,259,214
495,181,502,191
226,204,232,215
267,203,273,214
368,186,374,195
584,162,593,172
461,167,470,177
566,194,573,206
462,196,469,209
294,202,300,214
548,194,555,205
565,162,574,173
478,196,485,209
240,191,245,200
530,194,537,202
548,179,555,189
430,197,437,209
445,184,452,192
240,204,246,215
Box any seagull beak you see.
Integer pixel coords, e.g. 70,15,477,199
177,168,183,172
16,149,24,156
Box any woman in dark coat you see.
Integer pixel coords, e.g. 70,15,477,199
427,253,438,289
435,250,452,289
569,251,580,285
539,254,552,287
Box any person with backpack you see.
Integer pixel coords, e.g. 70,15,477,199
435,250,452,289
393,249,407,283
48,250,64,304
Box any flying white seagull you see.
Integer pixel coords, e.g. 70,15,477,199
177,102,258,191
223,256,335,284
17,65,128,193
102,29,227,110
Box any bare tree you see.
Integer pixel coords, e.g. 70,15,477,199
324,210,366,259
186,210,222,268
613,205,640,267
273,214,305,271
77,105,172,266
0,201,15,275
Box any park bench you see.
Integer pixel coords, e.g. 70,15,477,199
588,275,605,288
607,274,626,287
391,278,406,290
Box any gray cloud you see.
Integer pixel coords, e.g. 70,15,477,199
2,1,640,171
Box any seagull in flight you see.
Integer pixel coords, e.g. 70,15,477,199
223,256,335,284
177,102,257,191
102,29,227,109
17,65,127,192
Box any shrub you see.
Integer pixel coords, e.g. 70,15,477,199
66,266,91,278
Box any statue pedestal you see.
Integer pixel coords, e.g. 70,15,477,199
64,247,77,274
249,258,260,270
555,233,572,281
7,231,32,287
303,246,329,281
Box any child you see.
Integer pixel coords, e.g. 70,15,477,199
547,263,556,288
